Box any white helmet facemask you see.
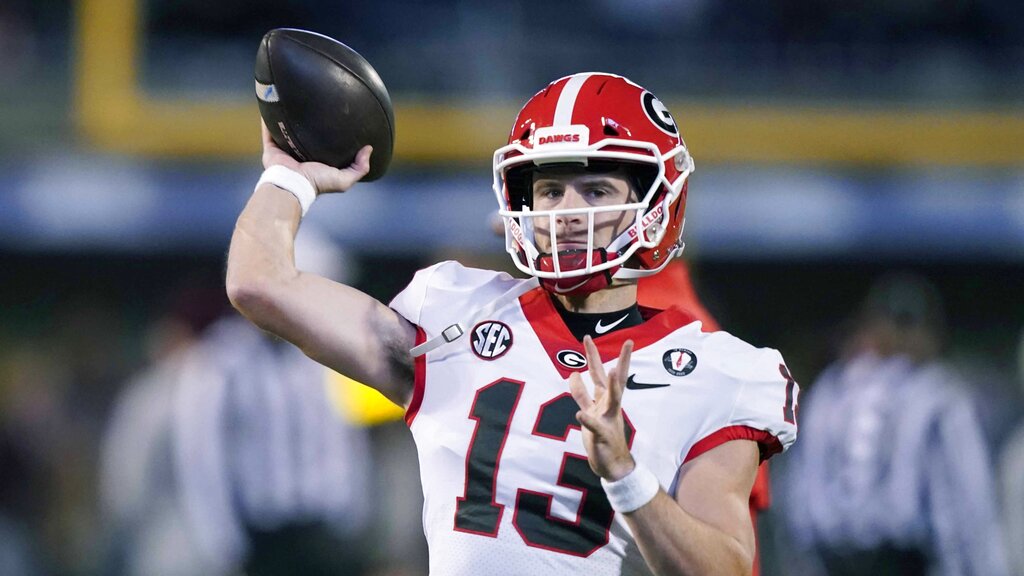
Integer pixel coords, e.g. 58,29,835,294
493,124,693,286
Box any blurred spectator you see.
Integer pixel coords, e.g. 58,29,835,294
999,330,1024,576
0,294,135,575
100,226,376,576
781,272,1009,576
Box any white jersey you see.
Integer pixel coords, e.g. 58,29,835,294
390,261,799,576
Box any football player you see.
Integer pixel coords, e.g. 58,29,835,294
227,72,799,575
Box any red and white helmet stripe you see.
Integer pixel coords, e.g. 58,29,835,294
493,73,694,289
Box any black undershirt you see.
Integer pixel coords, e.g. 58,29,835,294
550,296,645,341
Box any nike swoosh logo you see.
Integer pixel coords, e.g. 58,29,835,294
595,314,629,335
551,278,590,294
626,374,670,390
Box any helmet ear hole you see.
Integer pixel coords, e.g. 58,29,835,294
626,164,659,202
505,164,533,210
603,124,620,137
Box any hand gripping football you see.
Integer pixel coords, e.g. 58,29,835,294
255,28,395,181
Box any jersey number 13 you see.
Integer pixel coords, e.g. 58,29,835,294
454,378,635,557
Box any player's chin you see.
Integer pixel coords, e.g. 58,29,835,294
556,243,589,252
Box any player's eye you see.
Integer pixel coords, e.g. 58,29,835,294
584,185,616,201
534,187,563,201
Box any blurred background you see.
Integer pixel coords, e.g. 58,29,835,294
1,0,1023,575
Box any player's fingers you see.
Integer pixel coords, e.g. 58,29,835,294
332,145,372,188
312,146,373,193
260,120,276,165
260,119,303,172
260,120,286,155
583,335,606,392
568,372,594,411
575,409,598,430
352,145,373,174
615,340,633,381
336,145,372,178
608,340,633,409
261,119,272,145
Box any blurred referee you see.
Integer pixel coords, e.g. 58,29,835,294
781,273,1009,576
100,227,373,576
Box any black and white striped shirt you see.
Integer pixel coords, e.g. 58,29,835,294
103,316,371,574
783,352,1008,576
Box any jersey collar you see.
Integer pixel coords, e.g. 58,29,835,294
519,287,699,379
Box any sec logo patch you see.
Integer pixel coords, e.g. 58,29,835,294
662,348,697,376
471,321,513,360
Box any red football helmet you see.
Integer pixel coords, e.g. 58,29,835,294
492,72,694,296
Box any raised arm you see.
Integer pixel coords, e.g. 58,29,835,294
226,122,418,406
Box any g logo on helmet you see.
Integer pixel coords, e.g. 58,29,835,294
642,92,678,136
471,321,513,360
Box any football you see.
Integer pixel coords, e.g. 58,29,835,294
255,28,394,181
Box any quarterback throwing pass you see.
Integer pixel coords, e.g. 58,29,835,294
228,72,799,575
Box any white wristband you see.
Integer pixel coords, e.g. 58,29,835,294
600,462,660,513
257,165,316,217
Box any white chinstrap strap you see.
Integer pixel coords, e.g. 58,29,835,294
257,165,317,217
612,243,684,280
410,278,540,358
600,462,660,513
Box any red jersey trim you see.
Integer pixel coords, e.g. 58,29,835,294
519,287,699,380
404,326,428,426
749,462,772,510
684,425,784,464
637,261,721,332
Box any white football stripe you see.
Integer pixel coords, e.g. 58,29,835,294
553,73,594,127
255,80,279,103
